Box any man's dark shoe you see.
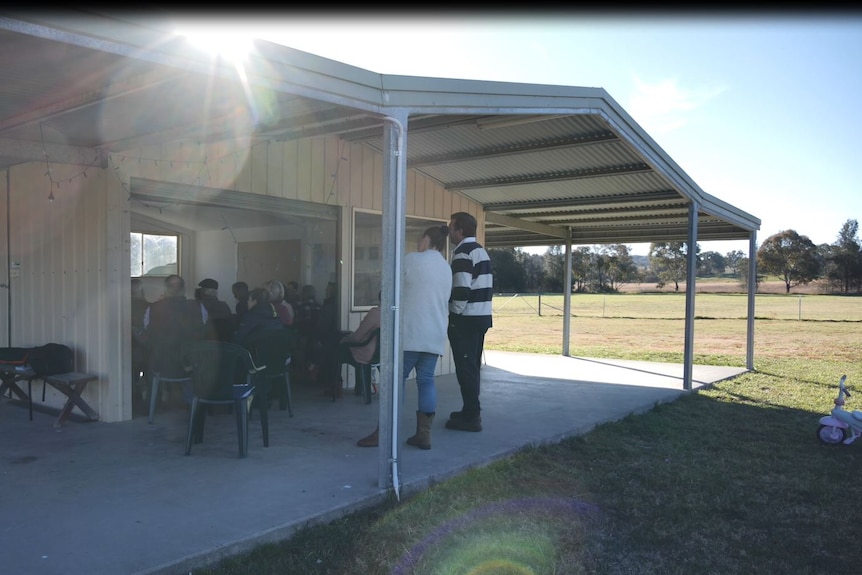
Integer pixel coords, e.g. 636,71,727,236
445,415,482,432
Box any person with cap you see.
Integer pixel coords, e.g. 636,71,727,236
195,278,234,341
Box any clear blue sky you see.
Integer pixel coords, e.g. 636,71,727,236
177,12,862,257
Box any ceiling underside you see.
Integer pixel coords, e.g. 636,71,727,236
0,13,760,249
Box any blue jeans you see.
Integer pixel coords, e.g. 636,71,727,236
402,351,439,414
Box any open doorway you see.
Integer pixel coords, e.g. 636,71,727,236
129,177,340,299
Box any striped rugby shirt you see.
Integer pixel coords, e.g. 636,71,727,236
449,236,493,331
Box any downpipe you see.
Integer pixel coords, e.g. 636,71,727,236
382,115,405,501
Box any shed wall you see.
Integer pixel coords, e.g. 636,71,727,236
0,134,481,421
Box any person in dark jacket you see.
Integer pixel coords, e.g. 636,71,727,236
312,281,344,395
232,287,282,347
196,278,234,341
131,278,151,413
143,274,208,405
144,275,208,343
294,284,321,374
232,281,249,317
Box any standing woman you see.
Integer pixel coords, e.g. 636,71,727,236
356,224,452,449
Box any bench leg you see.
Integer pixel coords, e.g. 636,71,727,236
49,380,99,427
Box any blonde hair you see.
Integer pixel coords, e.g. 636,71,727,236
264,280,285,304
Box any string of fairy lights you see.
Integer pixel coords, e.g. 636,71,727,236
40,123,100,202
39,123,242,206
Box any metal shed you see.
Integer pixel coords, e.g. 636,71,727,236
0,12,759,492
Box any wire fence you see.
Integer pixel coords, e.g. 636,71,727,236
491,293,862,322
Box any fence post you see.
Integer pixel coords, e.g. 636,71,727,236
798,295,802,321
538,293,542,317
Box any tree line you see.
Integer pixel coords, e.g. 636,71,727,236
489,218,862,295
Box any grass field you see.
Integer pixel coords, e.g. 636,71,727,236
197,290,862,575
492,291,862,321
488,292,862,364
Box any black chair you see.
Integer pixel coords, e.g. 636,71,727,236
344,328,380,405
183,341,266,458
245,327,296,418
206,317,236,342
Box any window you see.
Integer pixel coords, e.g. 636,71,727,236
351,210,447,308
130,233,179,276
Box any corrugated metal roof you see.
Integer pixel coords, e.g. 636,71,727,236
0,13,759,249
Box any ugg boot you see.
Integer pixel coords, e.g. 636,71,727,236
406,411,434,450
356,425,379,447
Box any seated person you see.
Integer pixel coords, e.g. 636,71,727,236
232,281,249,318
309,282,340,388
284,280,301,315
264,279,295,327
232,287,293,408
293,284,321,373
232,287,283,348
196,278,234,341
143,274,208,406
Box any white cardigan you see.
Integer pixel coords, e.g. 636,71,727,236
401,249,453,355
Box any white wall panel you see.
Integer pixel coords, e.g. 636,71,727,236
2,132,481,422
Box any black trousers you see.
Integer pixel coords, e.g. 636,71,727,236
317,331,353,388
447,325,487,418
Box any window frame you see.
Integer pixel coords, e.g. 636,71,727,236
350,208,448,310
130,231,180,277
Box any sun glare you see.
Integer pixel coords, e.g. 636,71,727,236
175,25,255,65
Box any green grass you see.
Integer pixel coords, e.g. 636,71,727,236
493,292,862,321
195,295,862,575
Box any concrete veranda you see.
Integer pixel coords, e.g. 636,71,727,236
0,351,747,575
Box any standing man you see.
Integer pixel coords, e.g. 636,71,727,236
445,212,493,432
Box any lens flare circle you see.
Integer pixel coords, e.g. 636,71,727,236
391,496,601,575
467,559,534,575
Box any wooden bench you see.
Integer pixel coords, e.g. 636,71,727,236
27,372,100,427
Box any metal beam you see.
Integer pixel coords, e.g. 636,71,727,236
130,177,339,220
448,163,652,191
484,190,682,212
0,137,107,167
410,132,618,168
484,211,569,239
0,68,181,136
343,115,485,143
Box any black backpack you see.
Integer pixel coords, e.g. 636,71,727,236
28,343,75,377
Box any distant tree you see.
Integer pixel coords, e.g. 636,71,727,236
757,229,820,293
542,246,565,292
649,241,699,292
725,250,745,277
488,248,526,293
521,252,546,292
826,219,862,293
699,251,726,276
599,244,639,291
735,257,763,291
570,247,593,292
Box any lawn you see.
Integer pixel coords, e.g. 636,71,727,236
197,291,862,575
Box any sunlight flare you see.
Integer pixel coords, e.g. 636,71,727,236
175,24,255,65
